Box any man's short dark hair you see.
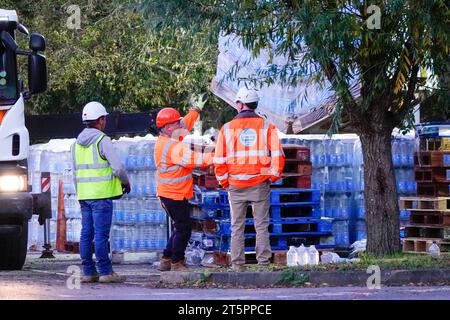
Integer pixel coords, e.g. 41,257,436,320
83,116,104,128
245,102,258,110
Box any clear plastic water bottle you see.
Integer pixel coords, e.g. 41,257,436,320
407,140,414,166
116,225,124,250
316,141,326,167
325,167,333,192
74,219,82,242
296,244,309,266
126,145,138,170
158,224,167,249
392,139,401,166
332,195,340,218
308,245,319,265
336,167,346,192
324,195,333,218
326,140,336,166
338,194,350,219
345,167,354,192
400,140,410,166
356,221,367,241
344,142,354,166
287,246,298,266
396,169,406,194
66,219,73,242
129,199,137,225
335,140,345,166
407,169,416,194
124,225,136,250
64,195,70,218
428,241,440,257
355,193,365,219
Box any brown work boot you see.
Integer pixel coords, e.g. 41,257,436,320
158,257,172,271
170,260,189,272
99,272,126,283
81,273,99,283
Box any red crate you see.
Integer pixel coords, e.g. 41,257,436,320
271,175,312,189
283,161,312,175
282,146,310,162
193,173,220,189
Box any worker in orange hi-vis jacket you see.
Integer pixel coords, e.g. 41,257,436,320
154,94,213,272
214,87,285,271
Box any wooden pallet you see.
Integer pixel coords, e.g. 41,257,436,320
404,225,450,240
416,183,450,197
414,151,450,167
418,137,450,152
414,167,450,183
399,197,450,211
402,237,450,253
410,211,450,226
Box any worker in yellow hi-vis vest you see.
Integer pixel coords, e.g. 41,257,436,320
71,102,130,284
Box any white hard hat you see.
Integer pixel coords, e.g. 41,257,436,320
82,102,109,121
234,87,259,104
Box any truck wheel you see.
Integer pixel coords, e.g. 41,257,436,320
0,221,28,270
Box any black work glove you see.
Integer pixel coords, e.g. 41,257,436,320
122,183,131,194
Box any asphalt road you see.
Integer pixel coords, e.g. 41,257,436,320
1,253,450,300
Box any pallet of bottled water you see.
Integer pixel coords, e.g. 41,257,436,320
111,138,168,254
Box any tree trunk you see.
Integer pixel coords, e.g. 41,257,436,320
359,130,401,256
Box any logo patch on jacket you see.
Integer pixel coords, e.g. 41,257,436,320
239,128,257,147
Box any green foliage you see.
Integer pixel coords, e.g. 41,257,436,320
0,0,227,127
276,269,310,287
141,0,449,131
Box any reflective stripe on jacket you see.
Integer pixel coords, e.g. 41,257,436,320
214,111,285,189
72,134,123,200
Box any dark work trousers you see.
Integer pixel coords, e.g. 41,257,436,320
159,196,192,262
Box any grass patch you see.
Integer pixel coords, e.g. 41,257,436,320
276,268,310,287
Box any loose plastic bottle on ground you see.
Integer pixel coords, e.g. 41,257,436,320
296,244,309,266
287,246,298,266
428,242,440,257
308,245,319,265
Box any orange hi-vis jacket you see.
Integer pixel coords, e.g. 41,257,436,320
155,110,213,200
214,110,285,189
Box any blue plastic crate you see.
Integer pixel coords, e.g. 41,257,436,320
400,210,411,219
270,203,321,220
269,189,321,204
215,218,333,236
445,154,450,166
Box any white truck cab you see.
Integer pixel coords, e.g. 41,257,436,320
0,9,48,270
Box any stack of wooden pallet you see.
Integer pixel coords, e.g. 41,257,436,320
400,133,450,253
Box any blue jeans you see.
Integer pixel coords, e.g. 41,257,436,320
79,199,114,276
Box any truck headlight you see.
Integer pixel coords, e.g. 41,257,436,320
0,175,27,192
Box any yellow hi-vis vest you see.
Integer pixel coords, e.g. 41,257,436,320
72,134,122,200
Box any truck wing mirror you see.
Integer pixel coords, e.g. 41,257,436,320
28,53,47,94
29,33,45,52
